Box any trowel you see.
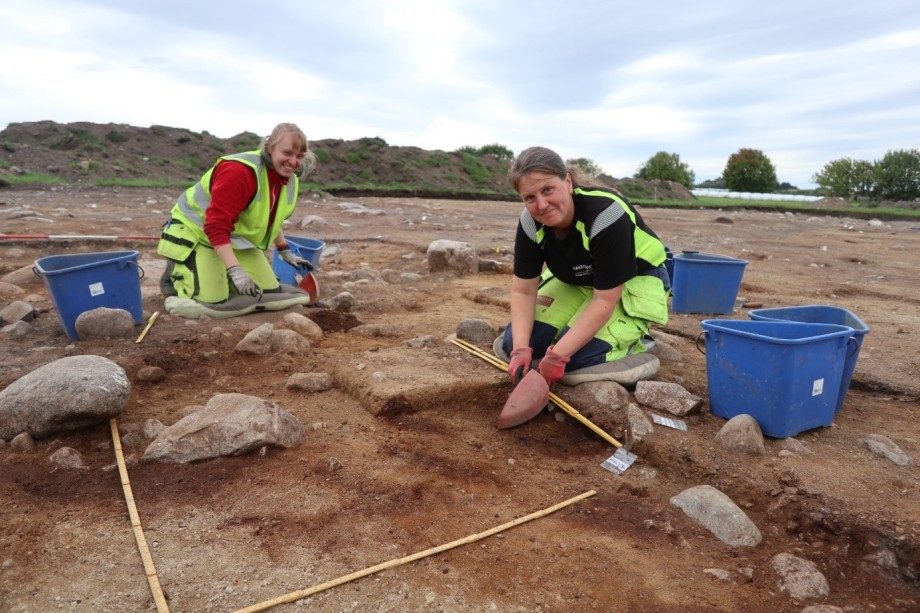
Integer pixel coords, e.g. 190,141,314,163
296,271,320,304
496,369,549,429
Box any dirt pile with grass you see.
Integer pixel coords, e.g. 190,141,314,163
0,120,697,202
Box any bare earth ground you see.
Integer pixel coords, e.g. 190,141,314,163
1,185,919,613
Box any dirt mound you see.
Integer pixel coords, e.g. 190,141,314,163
0,121,696,202
598,173,695,201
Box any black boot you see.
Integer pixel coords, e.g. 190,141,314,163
160,261,178,297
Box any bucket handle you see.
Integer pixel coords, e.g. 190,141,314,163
126,260,145,280
695,331,706,355
846,336,859,360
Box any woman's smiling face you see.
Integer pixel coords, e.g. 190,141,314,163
268,134,306,178
517,171,574,229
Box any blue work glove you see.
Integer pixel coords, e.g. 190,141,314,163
507,347,533,385
538,345,570,386
228,265,261,297
278,246,314,271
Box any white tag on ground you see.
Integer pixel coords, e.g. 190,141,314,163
601,448,638,474
652,414,688,431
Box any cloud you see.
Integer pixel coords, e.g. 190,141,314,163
1,0,919,188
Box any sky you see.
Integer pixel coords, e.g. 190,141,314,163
1,0,919,188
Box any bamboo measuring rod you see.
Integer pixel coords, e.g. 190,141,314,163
109,419,170,613
232,490,596,612
450,337,623,449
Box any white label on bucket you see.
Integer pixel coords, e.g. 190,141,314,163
89,282,105,297
812,378,824,396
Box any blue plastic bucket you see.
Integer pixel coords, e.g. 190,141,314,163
700,319,856,438
272,236,326,285
672,252,748,315
34,250,144,340
748,305,869,413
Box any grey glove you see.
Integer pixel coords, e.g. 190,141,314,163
227,265,261,297
278,247,314,271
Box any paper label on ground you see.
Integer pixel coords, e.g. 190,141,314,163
89,282,105,296
601,449,637,474
652,414,688,431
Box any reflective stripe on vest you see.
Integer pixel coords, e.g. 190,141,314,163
173,151,298,250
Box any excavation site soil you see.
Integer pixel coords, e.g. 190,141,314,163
1,185,919,612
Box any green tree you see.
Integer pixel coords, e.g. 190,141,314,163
477,143,514,161
454,143,514,161
566,157,603,178
873,148,920,201
813,157,857,198
852,160,875,200
635,151,696,189
722,148,777,192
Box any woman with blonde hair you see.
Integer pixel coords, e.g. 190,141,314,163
158,122,318,317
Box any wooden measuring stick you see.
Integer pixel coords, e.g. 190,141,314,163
135,311,160,344
231,490,596,613
110,419,170,612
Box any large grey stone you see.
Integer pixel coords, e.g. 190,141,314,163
427,240,478,274
74,307,136,339
142,393,304,464
635,380,702,416
715,414,766,455
0,355,130,439
770,553,830,600
670,485,762,547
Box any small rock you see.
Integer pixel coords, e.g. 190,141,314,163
286,373,334,393
74,307,136,339
0,300,36,325
49,446,87,469
136,366,166,383
858,433,912,466
1,320,34,338
770,553,829,600
405,335,438,348
10,432,36,452
634,380,702,416
715,414,766,455
455,318,497,346
327,292,355,312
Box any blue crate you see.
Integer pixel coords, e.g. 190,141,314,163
701,319,856,437
34,250,143,340
672,252,748,315
749,305,869,413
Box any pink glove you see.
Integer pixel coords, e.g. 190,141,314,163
538,345,570,385
507,347,534,385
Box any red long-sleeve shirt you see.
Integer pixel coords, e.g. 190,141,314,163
202,159,289,248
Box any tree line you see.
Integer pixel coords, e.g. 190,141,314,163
459,143,920,201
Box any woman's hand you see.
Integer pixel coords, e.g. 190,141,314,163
507,347,534,384
537,345,570,385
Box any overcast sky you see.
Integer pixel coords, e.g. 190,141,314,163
2,0,918,188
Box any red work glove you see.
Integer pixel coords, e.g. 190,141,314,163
538,345,570,386
507,347,534,385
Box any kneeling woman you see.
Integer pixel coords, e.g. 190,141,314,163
499,146,670,387
157,122,317,318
